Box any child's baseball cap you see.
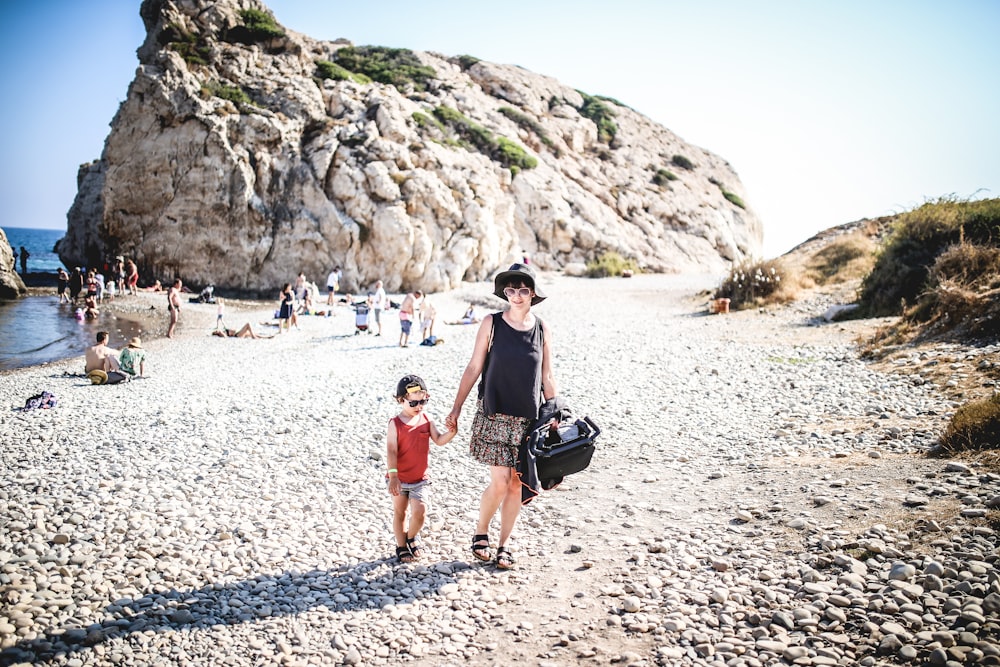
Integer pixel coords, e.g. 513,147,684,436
395,374,427,398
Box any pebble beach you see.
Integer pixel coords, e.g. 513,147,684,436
2,273,1000,667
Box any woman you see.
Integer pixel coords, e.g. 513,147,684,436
445,263,557,570
278,283,296,333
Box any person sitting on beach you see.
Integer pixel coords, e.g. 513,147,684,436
386,374,456,563
84,295,99,320
85,332,128,384
85,332,121,374
118,337,146,378
446,304,481,325
212,323,274,339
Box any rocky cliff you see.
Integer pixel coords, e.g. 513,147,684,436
58,0,763,294
0,228,27,299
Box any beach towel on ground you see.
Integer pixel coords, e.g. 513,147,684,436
21,391,57,411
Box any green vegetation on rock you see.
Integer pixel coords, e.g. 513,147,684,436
162,22,211,66
202,81,254,108
576,92,617,144
456,54,480,70
722,190,746,209
315,60,371,84
671,154,695,170
430,106,537,173
498,107,555,149
333,46,435,92
224,8,285,45
652,168,678,186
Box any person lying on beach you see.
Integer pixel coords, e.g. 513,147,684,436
445,304,481,325
212,323,274,339
140,280,163,292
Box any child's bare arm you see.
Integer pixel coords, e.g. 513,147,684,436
430,420,456,446
386,418,401,496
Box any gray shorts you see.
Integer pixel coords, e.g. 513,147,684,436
374,308,382,324
387,478,430,502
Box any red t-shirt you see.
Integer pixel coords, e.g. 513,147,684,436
393,414,430,483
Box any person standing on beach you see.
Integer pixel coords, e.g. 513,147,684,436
372,279,387,336
386,374,456,562
326,266,341,305
278,283,297,332
57,268,69,303
69,267,84,303
167,279,182,338
125,259,139,296
19,247,29,274
445,263,557,570
398,290,423,348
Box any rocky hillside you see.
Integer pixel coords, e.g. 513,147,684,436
57,0,762,294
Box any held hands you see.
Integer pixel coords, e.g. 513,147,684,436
444,410,460,433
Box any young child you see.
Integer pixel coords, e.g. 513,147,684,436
386,374,455,563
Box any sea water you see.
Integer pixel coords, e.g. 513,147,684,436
2,226,64,274
1,226,146,371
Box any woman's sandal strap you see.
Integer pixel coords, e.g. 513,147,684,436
395,545,414,563
495,546,515,570
471,534,492,562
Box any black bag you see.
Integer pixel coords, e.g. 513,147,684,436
527,415,600,480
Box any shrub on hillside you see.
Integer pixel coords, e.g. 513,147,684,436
671,154,695,170
652,168,678,186
225,9,285,45
577,92,617,144
431,106,536,173
315,60,370,84
333,46,435,91
715,259,792,309
722,190,746,209
498,107,554,149
938,393,1000,455
202,81,254,108
585,252,639,278
856,197,1000,317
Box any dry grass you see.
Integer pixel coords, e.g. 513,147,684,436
803,228,878,286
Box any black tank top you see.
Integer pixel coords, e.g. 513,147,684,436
478,313,543,419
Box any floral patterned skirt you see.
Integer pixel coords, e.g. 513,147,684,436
469,399,533,468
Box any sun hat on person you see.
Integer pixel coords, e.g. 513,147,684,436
127,337,143,349
493,262,546,305
395,374,427,398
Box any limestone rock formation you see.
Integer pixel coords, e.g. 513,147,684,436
58,0,763,294
0,228,27,299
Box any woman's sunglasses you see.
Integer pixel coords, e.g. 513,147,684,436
408,398,429,407
503,287,532,299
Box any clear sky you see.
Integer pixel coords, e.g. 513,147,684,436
1,1,997,257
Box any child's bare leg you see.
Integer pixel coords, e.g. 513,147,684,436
392,493,409,548
407,498,426,539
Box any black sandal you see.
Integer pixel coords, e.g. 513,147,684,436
471,534,492,562
396,545,414,563
406,536,423,560
495,546,515,570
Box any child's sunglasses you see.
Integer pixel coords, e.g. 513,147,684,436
408,398,429,407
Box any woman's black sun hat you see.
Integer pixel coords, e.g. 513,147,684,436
493,263,546,305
